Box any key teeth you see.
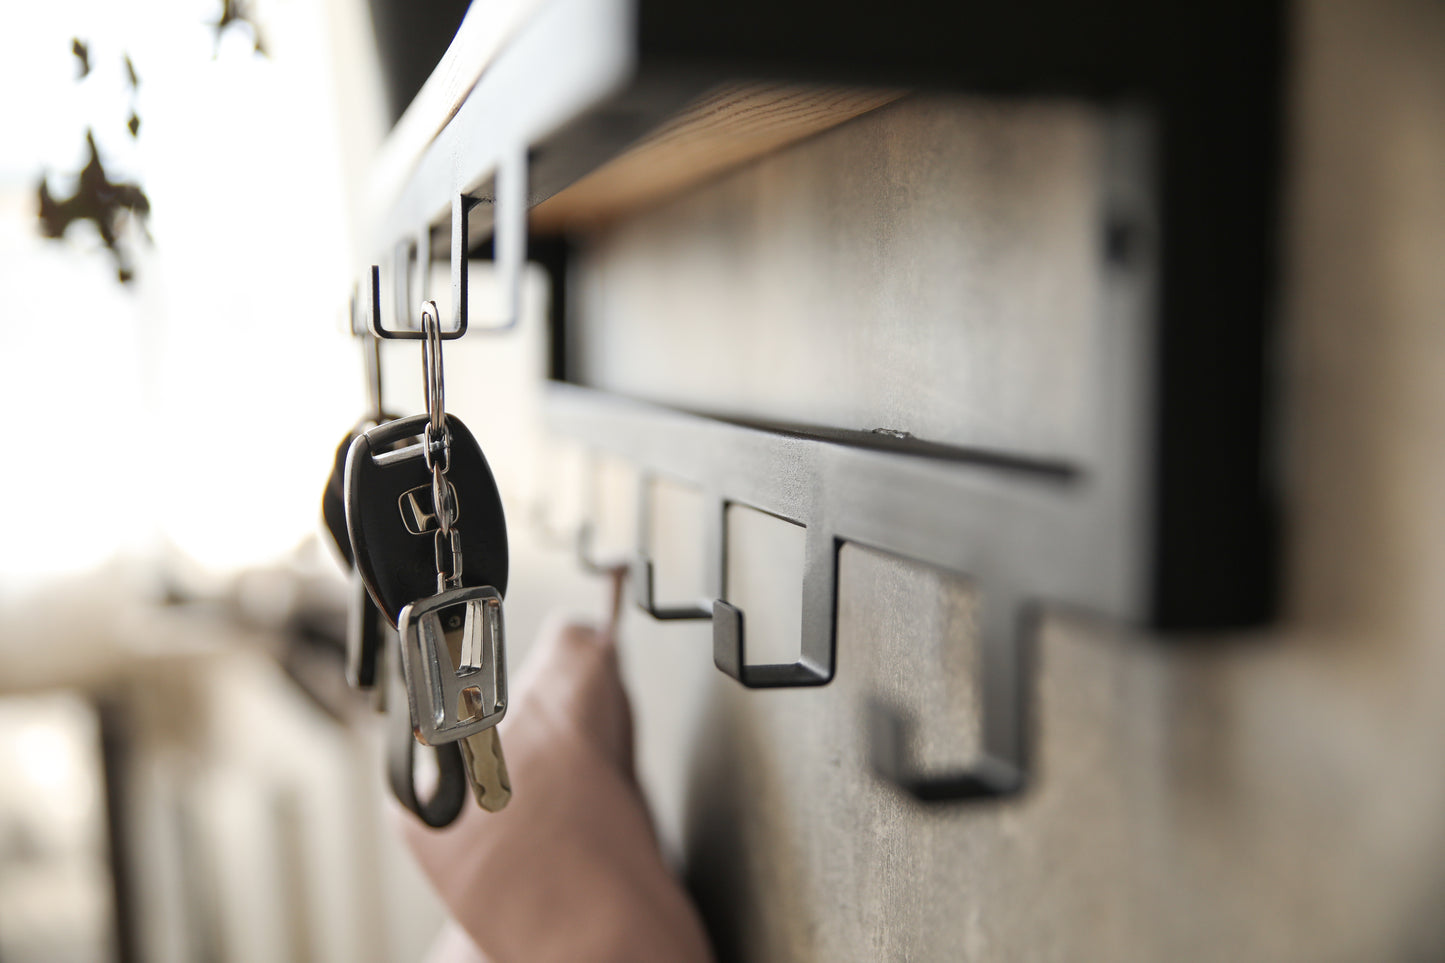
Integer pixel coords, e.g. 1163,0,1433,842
460,727,512,813
480,758,512,813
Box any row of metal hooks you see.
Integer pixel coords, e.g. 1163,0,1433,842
534,457,1033,804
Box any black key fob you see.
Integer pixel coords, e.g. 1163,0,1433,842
321,415,400,568
345,413,508,626
321,416,402,690
322,426,361,568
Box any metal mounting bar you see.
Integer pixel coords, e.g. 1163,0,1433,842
546,385,1100,784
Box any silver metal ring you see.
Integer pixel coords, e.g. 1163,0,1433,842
420,301,445,441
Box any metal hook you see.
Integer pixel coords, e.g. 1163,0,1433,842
632,476,715,621
627,482,834,686
362,329,384,422
349,281,388,422
633,555,714,621
574,454,633,576
866,592,1032,801
368,150,528,340
577,522,628,576
469,146,528,334
393,238,419,333
710,524,836,688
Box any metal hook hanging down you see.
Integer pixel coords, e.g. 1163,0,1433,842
367,149,529,341
363,328,384,422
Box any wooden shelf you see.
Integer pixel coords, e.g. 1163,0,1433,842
528,82,901,233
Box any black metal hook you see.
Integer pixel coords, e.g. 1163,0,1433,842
711,526,837,688
711,599,832,687
630,481,837,687
575,521,628,576
867,593,1033,801
531,452,635,577
630,474,717,620
632,555,713,620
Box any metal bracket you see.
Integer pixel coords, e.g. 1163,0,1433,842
546,388,1079,793
867,593,1032,801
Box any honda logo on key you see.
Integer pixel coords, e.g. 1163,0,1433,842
398,482,460,535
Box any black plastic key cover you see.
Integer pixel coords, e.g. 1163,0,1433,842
323,428,360,567
322,415,399,568
345,413,508,626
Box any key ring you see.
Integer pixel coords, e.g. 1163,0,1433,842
420,302,445,438
420,301,451,474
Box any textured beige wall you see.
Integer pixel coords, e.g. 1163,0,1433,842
564,1,1445,959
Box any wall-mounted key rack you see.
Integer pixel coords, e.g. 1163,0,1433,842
361,0,1284,801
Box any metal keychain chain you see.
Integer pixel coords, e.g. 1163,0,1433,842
421,301,463,593
415,301,511,809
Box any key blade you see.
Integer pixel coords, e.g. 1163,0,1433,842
459,727,511,813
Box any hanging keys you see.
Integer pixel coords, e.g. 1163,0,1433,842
329,428,473,827
346,301,512,811
321,294,509,824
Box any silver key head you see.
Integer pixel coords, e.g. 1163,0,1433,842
398,584,507,745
